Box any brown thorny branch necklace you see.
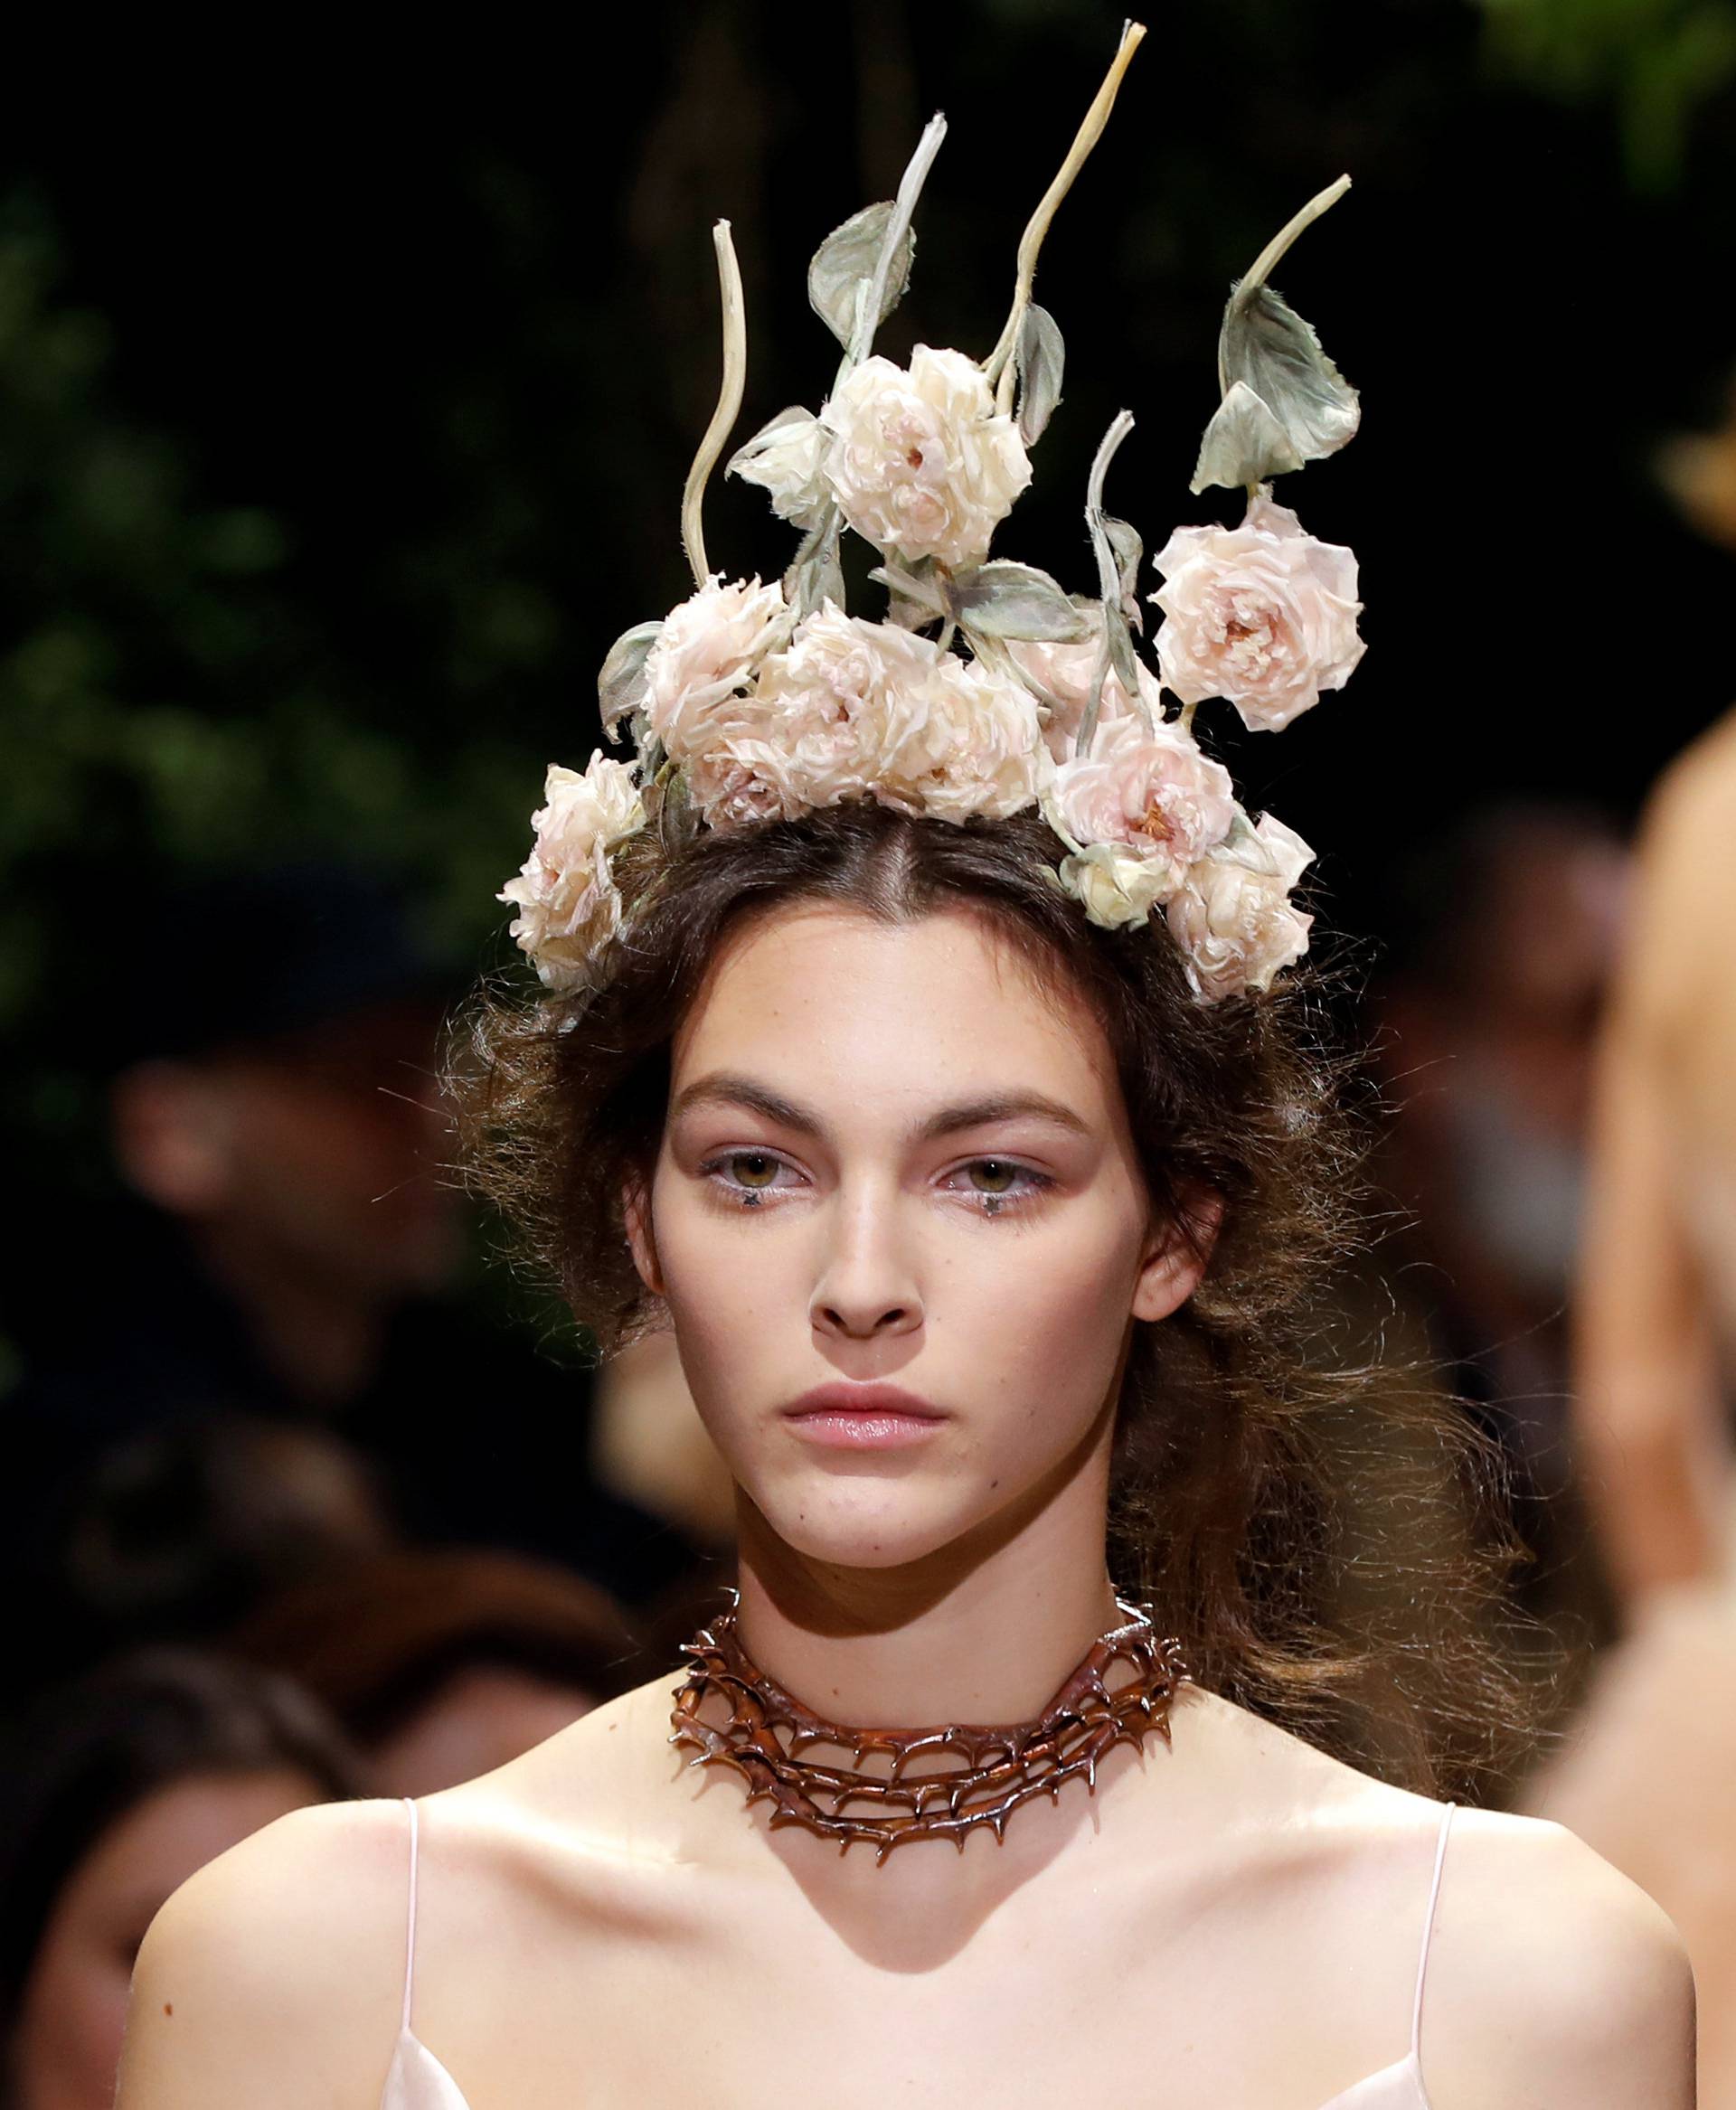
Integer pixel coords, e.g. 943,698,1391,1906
669,1589,1190,1863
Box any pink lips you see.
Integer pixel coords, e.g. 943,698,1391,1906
782,1383,946,1450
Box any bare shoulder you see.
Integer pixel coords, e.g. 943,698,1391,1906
1422,1807,1695,2107
1173,1692,1694,2103
117,1796,412,2110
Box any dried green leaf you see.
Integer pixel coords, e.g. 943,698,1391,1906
599,621,664,740
784,504,845,618
1222,279,1359,466
1189,381,1305,495
808,203,916,348
1014,302,1066,446
952,560,1090,642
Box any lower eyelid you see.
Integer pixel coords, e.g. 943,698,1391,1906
699,1158,1054,1205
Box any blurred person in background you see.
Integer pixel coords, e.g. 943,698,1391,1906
226,1547,666,1796
5,860,711,1692
1522,704,1736,2097
590,1330,736,1557
0,1648,363,2110
1519,391,1736,2100
53,1418,396,1672
1371,801,1630,1636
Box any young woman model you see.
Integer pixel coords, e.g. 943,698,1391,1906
115,28,1694,2107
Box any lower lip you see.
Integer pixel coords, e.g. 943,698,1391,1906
785,1410,946,1448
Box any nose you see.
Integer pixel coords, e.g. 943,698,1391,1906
808,1181,924,1342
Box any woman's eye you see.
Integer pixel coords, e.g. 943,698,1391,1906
698,1153,1052,1213
702,1150,791,1202
952,1159,1052,1210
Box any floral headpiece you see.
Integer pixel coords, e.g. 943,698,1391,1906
501,22,1364,1004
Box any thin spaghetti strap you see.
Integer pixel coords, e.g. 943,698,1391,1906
400,1796,420,2037
1410,1802,1456,2060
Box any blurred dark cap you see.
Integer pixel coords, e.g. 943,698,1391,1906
112,861,453,1069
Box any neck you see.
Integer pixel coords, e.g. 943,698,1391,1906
195,1220,388,1410
728,1398,1125,1729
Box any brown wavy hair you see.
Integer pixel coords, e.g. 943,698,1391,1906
453,795,1540,1797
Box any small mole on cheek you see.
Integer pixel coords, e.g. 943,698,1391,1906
163,2003,174,2018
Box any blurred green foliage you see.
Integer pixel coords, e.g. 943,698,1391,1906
0,192,552,1206
1475,0,1736,186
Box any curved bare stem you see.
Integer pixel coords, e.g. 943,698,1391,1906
682,219,748,589
844,112,949,374
986,19,1147,412
1079,408,1137,752
1216,174,1351,398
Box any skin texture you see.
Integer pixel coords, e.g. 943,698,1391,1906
14,1768,321,2110
115,905,1695,2109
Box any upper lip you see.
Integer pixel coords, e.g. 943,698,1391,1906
783,1382,946,1419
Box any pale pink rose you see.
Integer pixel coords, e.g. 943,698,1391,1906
642,574,788,761
498,752,645,993
687,608,1047,825
1164,814,1316,1002
1150,495,1364,733
684,747,795,829
876,654,1050,823
1043,713,1236,900
692,606,933,820
821,344,1033,570
1007,606,1164,762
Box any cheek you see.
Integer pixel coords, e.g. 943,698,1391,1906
956,1216,1143,1400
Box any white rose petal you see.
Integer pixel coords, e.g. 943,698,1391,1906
498,751,646,993
642,574,789,761
1164,814,1316,1001
731,411,833,532
821,344,1033,571
1053,843,1172,929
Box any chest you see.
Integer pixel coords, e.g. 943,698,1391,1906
417,1864,1404,2110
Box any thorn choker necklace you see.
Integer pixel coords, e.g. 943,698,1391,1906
667,1589,1190,1864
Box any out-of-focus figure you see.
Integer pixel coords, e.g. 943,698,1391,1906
1523,704,1736,2097
226,1548,662,1796
1372,801,1630,1634
5,862,710,1691
590,1331,735,1555
58,1418,396,1665
0,1649,363,2110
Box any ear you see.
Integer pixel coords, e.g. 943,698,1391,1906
621,1165,665,1296
110,1062,234,1214
1131,1184,1224,1324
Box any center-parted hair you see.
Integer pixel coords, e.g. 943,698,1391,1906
455,799,1542,1797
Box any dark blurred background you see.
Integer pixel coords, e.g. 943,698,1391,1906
4,4,1736,2094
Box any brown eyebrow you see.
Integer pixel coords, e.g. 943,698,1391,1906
667,1071,1093,1144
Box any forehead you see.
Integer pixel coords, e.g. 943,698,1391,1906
670,904,1118,1115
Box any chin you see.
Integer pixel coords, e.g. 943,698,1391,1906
750,1469,1014,1571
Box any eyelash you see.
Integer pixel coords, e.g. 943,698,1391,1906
695,1151,1056,1219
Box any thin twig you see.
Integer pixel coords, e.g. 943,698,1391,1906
1078,409,1137,753
682,219,748,589
985,19,1146,410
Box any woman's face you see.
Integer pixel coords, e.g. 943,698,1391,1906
13,1767,321,2110
631,904,1209,1571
